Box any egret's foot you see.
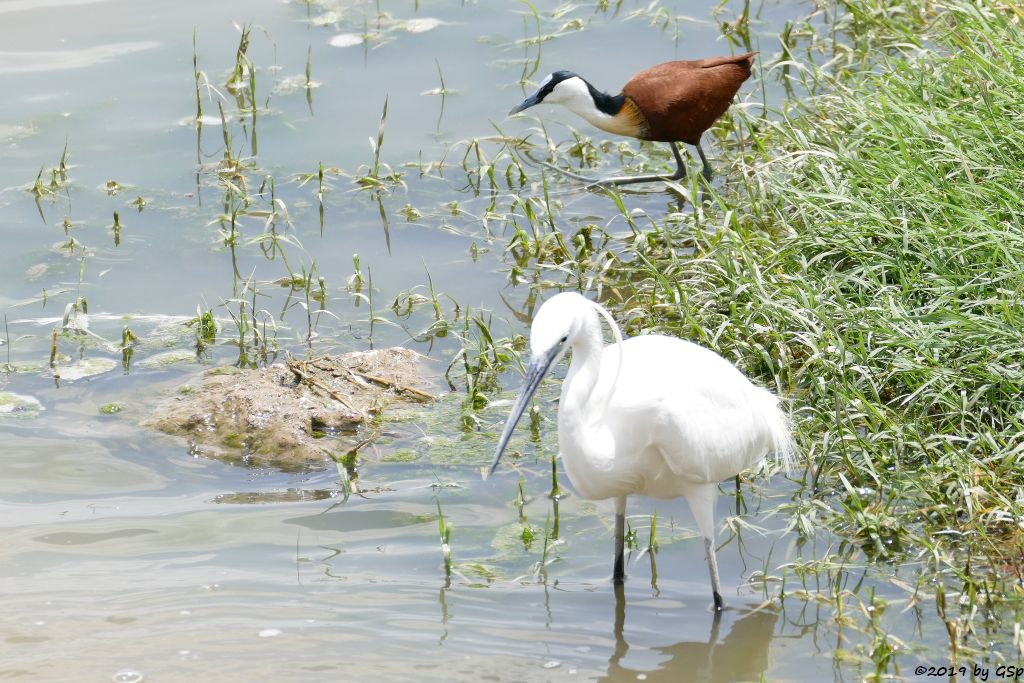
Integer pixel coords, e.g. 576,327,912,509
613,504,627,584
613,559,626,584
710,604,723,633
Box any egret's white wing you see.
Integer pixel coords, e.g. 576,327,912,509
602,335,782,484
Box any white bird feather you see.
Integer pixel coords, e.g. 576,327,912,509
491,291,795,611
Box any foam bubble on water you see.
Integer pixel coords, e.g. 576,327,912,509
328,34,363,48
111,669,144,683
402,18,443,33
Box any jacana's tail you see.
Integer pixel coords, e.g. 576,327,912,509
701,52,757,73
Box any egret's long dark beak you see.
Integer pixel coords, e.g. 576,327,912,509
508,91,543,116
489,345,560,476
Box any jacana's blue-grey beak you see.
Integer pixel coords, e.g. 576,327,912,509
489,345,561,475
508,91,544,116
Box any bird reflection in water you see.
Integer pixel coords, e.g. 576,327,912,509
602,583,778,682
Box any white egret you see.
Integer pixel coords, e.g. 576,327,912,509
490,292,795,610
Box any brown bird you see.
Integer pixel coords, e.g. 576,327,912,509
508,53,755,186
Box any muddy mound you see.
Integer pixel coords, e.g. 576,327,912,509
147,348,433,469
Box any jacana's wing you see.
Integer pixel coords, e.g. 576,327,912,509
622,54,755,144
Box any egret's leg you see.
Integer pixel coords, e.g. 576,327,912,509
734,474,743,516
695,140,713,181
704,537,724,612
686,483,724,611
613,496,627,583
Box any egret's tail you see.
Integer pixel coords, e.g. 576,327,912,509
765,397,798,476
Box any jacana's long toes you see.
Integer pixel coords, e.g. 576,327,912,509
595,172,681,188
537,160,602,184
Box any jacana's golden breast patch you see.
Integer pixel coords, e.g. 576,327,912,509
610,97,650,138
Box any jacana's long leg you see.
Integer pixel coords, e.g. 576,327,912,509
595,142,688,188
613,495,627,583
670,142,688,179
532,142,708,188
695,139,713,181
532,142,692,188
539,153,682,187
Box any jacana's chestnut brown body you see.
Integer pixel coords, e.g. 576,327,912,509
509,53,755,184
621,53,755,145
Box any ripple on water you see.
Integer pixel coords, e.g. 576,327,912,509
0,435,166,495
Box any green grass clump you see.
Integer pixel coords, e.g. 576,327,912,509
621,1,1024,568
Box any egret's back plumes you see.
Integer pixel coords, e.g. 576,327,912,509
762,393,798,476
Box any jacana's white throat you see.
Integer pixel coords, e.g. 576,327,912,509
544,76,640,137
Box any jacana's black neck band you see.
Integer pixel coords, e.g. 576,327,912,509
585,81,625,117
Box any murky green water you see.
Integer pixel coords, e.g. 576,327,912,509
0,1,962,681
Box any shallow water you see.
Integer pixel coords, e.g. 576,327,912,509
0,1,968,680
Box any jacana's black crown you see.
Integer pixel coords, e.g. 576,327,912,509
539,70,578,97
548,70,577,82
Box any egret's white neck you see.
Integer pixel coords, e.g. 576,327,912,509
559,313,607,432
556,310,620,481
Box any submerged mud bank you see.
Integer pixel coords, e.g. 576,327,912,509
147,347,433,469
